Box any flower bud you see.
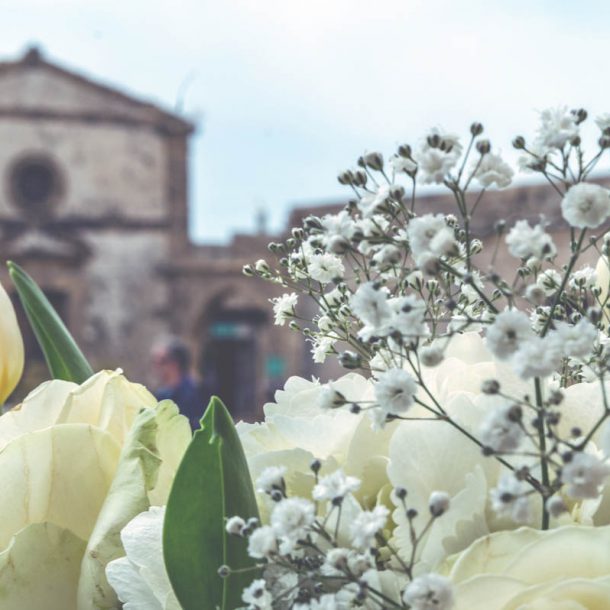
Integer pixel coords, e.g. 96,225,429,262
352,170,368,187
339,351,362,369
512,136,526,150
225,516,245,536
429,491,450,517
420,345,443,367
363,152,384,171
476,139,491,155
482,379,500,395
398,144,412,158
470,122,484,136
255,259,270,274
545,495,567,518
572,108,587,124
0,282,24,404
337,170,354,185
291,227,305,241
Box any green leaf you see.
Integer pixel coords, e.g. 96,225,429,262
7,261,93,383
163,396,259,610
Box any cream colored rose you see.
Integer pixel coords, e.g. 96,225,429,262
387,332,610,569
237,374,398,519
0,369,191,610
0,280,24,404
442,526,610,609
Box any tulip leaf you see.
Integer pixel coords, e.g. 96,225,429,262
163,396,259,610
7,261,93,383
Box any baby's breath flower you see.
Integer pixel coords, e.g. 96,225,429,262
506,220,556,261
225,516,246,536
536,105,579,149
490,473,533,524
402,573,455,610
562,452,610,499
242,579,273,610
312,470,361,502
415,128,462,184
407,214,456,266
569,265,597,290
554,319,598,359
486,310,534,360
311,336,335,364
511,334,562,379
271,293,298,326
270,498,315,549
374,368,417,416
350,505,389,549
561,183,610,229
308,253,345,284
317,384,347,410
537,268,562,295
474,152,513,188
256,466,286,496
350,282,391,335
479,403,524,453
247,526,278,559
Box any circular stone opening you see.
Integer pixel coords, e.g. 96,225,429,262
8,154,64,214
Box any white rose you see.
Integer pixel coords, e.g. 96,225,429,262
388,332,609,568
106,506,179,610
237,374,398,519
442,526,610,609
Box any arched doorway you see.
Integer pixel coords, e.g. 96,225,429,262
200,296,268,420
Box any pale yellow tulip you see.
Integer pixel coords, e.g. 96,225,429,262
0,370,192,609
0,281,24,404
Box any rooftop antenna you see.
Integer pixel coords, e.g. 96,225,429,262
175,70,197,114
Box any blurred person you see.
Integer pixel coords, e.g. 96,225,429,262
152,338,210,429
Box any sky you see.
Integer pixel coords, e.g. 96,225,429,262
3,0,610,242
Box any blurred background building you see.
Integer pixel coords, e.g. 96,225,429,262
0,47,601,419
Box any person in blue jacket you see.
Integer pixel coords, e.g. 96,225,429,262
152,338,211,429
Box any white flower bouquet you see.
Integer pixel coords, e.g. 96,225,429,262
3,105,610,609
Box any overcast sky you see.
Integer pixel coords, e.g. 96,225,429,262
3,0,610,242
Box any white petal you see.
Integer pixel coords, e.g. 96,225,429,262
106,557,163,610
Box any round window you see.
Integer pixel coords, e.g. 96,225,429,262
8,154,63,214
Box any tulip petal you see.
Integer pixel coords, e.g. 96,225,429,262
76,406,161,609
0,522,86,610
77,401,190,609
0,424,121,551
147,400,193,506
0,280,24,405
0,379,77,451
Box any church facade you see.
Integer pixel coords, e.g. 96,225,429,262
0,47,302,418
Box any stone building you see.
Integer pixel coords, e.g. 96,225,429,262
0,47,602,420
0,47,301,419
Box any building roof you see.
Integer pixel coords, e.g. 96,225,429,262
0,46,195,136
287,177,610,238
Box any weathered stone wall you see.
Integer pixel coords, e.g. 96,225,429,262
0,119,167,220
